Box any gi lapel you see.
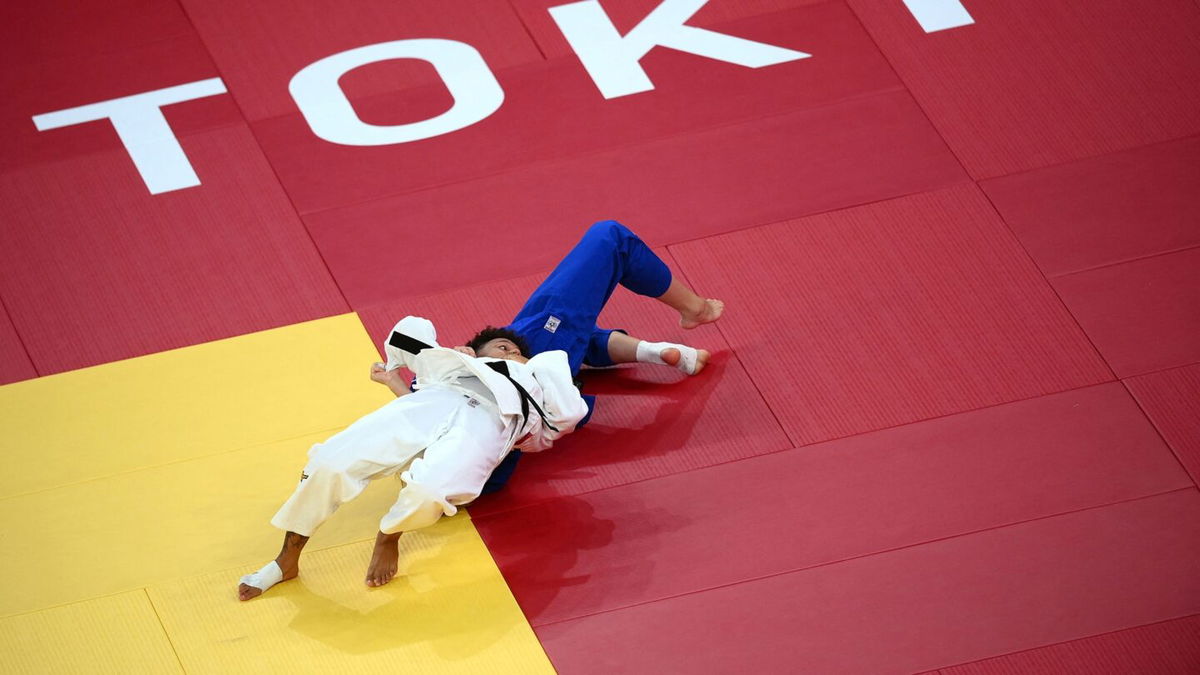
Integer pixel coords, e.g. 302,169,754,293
485,360,559,433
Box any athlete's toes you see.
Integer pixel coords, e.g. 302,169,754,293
238,583,262,602
366,570,395,588
660,347,681,368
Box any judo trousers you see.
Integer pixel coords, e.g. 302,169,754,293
507,220,673,375
271,386,509,537
484,220,673,494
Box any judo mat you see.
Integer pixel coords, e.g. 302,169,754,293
2,0,1199,673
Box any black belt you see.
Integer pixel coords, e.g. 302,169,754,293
484,360,559,433
389,329,557,432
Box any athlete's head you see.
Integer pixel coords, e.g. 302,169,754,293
467,326,530,362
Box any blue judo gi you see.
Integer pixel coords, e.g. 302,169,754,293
480,220,672,493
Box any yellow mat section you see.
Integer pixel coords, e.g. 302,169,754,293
0,590,182,674
150,517,554,674
0,431,411,617
0,313,388,499
0,313,553,673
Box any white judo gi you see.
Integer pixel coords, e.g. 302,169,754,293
270,316,589,537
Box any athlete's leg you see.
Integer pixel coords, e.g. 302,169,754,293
511,221,673,325
510,221,721,367
659,278,724,330
238,390,460,600
237,531,308,601
600,330,711,375
368,399,509,587
538,220,721,328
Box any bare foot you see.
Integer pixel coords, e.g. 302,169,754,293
660,347,711,375
237,561,298,601
365,531,402,588
680,299,724,329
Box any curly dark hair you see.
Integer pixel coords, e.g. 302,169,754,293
466,326,530,357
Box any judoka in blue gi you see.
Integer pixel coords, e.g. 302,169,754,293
237,221,722,601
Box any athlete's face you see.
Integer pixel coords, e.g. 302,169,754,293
476,338,527,362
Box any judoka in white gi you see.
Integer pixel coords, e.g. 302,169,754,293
238,221,723,600
237,317,589,600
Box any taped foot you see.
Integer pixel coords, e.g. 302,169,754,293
660,346,710,375
237,561,294,601
680,298,724,329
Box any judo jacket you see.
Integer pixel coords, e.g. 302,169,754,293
384,315,590,454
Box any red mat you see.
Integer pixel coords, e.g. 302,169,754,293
303,90,965,307
941,614,1200,675
0,124,347,374
355,252,792,516
0,302,35,385
1051,248,1200,378
982,137,1200,277
0,0,194,68
0,34,236,174
669,183,1111,446
510,0,824,59
1126,364,1200,489
474,382,1189,625
179,0,542,121
846,0,1200,178
251,2,899,214
534,490,1200,674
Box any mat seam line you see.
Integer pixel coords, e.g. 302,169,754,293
133,517,465,595
840,0,974,181
837,6,1200,183
637,177,973,252
928,612,1200,673
173,0,353,316
143,587,188,674
976,131,1200,184
0,292,39,378
0,587,149,621
663,245,793,444
507,0,548,60
6,310,365,381
526,486,1197,630
280,1,918,221
1047,243,1200,281
292,83,907,222
973,186,1118,381
0,528,386,621
1119,358,1200,382
9,28,199,87
348,174,973,312
0,424,350,503
1120,378,1200,490
470,377,1130,522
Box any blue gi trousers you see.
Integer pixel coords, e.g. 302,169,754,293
481,220,673,493
508,220,673,373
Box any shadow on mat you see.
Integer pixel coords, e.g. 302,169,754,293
475,494,693,626
276,535,527,660
472,353,729,515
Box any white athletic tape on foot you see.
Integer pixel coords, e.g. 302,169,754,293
674,345,700,375
239,561,284,592
638,341,701,375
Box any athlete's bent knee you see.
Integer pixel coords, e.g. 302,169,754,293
583,219,628,243
380,480,459,533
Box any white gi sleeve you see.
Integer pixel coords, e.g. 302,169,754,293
383,316,440,371
518,350,590,453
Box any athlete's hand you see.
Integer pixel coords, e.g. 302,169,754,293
370,362,396,384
